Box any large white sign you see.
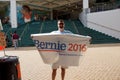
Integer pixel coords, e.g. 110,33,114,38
31,33,91,66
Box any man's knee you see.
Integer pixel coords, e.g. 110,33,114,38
61,68,65,73
52,69,57,74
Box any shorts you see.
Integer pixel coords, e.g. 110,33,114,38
52,62,68,69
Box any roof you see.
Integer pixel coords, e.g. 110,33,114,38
18,0,84,12
0,0,95,16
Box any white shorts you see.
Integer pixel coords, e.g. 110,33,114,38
52,62,68,69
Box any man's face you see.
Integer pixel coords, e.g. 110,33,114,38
58,21,64,29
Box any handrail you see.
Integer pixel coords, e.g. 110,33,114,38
72,21,79,34
39,21,44,33
87,20,120,33
6,27,11,35
90,1,119,12
19,23,29,40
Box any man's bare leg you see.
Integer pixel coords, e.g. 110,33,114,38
61,68,65,80
52,69,57,80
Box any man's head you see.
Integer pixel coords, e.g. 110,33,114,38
57,20,65,32
14,31,16,34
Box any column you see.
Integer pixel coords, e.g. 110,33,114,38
83,0,90,13
83,0,89,9
50,9,53,20
80,0,90,26
10,0,17,28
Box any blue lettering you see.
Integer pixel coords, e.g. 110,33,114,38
50,42,56,49
45,42,51,49
34,40,39,48
57,41,60,50
40,42,45,49
60,43,66,50
34,40,67,51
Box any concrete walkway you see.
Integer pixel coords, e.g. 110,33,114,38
0,43,120,80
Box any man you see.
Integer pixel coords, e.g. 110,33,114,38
12,31,19,49
51,20,72,80
21,5,32,23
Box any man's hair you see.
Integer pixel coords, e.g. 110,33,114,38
14,31,16,33
58,20,64,23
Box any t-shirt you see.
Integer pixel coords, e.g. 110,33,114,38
51,30,72,34
13,34,19,39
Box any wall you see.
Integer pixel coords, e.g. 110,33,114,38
79,8,90,26
87,9,120,39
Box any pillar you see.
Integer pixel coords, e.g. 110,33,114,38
10,0,17,28
83,0,89,9
50,9,53,20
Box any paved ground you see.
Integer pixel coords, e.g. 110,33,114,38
0,43,120,80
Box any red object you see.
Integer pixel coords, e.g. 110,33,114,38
13,34,19,39
23,12,31,19
16,63,22,80
0,46,5,50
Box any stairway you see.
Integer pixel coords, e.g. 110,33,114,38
73,20,120,44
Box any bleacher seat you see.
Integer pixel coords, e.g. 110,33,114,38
2,20,120,47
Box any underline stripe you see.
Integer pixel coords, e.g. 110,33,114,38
39,50,61,52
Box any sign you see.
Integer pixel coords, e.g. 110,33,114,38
0,32,6,50
31,33,91,66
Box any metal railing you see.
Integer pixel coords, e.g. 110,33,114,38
90,1,120,12
19,23,29,46
72,21,79,34
39,21,44,33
